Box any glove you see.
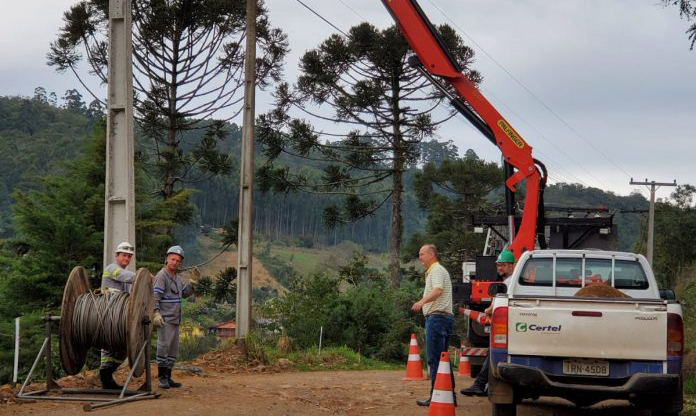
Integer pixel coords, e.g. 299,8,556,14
153,312,164,328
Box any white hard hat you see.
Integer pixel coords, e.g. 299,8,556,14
115,242,135,255
166,245,185,259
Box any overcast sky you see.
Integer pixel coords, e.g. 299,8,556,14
2,0,694,198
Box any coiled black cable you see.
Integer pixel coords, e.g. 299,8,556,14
72,290,129,352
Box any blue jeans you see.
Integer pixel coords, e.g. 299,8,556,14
425,315,454,391
476,355,490,386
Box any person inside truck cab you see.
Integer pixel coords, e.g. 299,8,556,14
460,250,515,397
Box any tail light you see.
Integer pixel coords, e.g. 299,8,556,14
667,313,684,357
491,306,509,349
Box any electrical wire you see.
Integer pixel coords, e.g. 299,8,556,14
293,0,349,36
478,86,609,189
336,0,368,22
424,0,634,181
291,0,606,189
73,291,129,352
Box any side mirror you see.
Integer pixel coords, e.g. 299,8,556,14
488,283,507,296
659,288,676,301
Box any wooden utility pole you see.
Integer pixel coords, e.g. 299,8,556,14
104,0,136,270
236,0,257,343
630,178,677,265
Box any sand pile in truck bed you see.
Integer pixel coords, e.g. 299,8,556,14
574,282,630,298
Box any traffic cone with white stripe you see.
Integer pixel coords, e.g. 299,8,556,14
428,351,456,416
459,307,491,325
403,333,424,381
458,342,471,377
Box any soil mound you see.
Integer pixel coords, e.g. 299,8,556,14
191,343,280,374
575,282,630,298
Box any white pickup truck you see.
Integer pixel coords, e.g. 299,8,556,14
487,250,684,416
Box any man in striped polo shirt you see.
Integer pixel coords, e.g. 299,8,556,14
411,244,455,407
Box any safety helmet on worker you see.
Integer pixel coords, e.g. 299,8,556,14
115,242,135,255
496,250,515,263
166,245,185,259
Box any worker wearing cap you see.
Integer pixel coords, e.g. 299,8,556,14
460,250,515,397
152,245,195,389
412,244,455,407
99,241,136,389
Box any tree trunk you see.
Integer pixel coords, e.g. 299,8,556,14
388,145,405,289
387,71,406,289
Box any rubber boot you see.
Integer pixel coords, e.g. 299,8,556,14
460,381,487,396
99,367,121,390
167,368,182,388
158,366,170,389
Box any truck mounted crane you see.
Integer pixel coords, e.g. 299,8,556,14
381,0,549,377
381,0,548,261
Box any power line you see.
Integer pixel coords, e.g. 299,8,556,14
291,1,610,190
293,0,348,36
424,0,633,182
291,0,602,190
336,0,368,22
478,86,610,189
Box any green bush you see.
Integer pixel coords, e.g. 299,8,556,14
178,332,219,362
0,312,52,384
257,250,294,288
262,264,423,363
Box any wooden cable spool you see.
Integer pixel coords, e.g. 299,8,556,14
59,266,91,375
127,268,154,375
59,266,153,377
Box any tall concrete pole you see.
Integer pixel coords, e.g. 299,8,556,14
104,0,136,270
236,0,257,343
630,178,677,265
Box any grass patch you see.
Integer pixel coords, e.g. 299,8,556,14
245,331,400,372
269,243,391,277
685,395,696,415
686,376,696,395
272,346,401,372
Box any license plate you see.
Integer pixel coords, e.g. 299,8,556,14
562,359,609,377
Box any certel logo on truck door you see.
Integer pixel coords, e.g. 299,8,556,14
515,322,562,333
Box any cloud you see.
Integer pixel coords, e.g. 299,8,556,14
1,0,693,195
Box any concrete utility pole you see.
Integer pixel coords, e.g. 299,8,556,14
236,0,257,343
630,178,677,265
104,0,136,270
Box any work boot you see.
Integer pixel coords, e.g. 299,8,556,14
416,397,430,406
158,366,170,389
99,367,121,390
166,368,182,388
460,382,487,396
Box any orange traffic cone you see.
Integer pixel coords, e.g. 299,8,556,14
458,343,471,377
459,307,491,325
403,333,424,381
428,351,456,416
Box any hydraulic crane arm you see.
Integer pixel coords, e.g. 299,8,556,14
382,0,547,259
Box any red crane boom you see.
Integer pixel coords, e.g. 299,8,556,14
382,0,546,259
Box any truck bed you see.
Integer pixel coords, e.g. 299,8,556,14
507,296,667,361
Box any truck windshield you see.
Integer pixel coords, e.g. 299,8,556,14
519,257,649,290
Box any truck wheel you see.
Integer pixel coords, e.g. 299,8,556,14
492,403,516,416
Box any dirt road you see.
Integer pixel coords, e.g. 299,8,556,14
5,369,652,415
